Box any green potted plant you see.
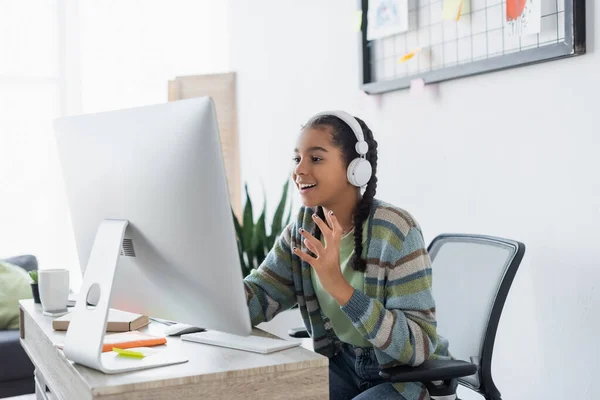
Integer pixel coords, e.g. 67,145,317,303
232,180,293,278
29,269,41,303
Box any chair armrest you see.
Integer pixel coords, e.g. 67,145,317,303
379,359,477,383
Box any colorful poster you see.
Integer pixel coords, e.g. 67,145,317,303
506,0,541,36
367,0,409,41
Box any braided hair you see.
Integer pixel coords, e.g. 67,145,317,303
306,115,378,272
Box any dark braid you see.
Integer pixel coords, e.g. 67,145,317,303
350,118,378,272
307,115,378,272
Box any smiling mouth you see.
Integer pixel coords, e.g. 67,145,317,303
298,183,317,194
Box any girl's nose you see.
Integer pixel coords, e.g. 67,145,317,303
294,159,307,176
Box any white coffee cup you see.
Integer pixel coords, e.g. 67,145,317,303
38,269,70,317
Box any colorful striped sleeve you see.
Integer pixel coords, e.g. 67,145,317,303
243,222,297,326
341,225,439,367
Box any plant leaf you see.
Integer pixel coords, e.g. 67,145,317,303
283,188,293,227
237,235,250,277
270,179,290,243
232,209,243,245
242,184,255,268
28,270,38,284
232,209,249,276
284,196,293,227
253,207,267,269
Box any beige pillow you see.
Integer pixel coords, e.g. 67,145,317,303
0,261,33,330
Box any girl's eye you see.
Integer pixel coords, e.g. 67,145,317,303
292,156,322,164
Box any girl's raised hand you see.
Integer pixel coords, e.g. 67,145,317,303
293,211,354,305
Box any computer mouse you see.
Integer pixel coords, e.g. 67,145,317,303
164,323,205,336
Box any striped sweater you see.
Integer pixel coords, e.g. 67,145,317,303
244,199,451,399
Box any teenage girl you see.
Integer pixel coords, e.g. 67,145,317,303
244,111,451,400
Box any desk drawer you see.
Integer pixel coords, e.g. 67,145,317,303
35,374,47,400
21,308,91,400
35,369,57,400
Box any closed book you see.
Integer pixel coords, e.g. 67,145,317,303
52,309,150,332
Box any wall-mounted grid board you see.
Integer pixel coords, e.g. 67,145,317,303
359,0,586,93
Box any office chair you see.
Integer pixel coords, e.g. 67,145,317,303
289,234,525,400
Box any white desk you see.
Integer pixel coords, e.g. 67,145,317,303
18,300,328,399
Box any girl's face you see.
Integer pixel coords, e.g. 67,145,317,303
292,127,355,208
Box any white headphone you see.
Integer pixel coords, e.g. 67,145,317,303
309,110,372,187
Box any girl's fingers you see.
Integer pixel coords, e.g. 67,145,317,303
304,238,318,255
328,211,344,234
293,247,316,266
324,210,334,233
299,228,325,254
324,210,343,236
312,213,331,236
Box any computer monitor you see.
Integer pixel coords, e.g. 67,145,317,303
53,97,251,373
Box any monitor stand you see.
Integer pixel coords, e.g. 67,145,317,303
63,219,188,374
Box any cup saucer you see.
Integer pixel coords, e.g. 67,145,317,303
42,308,68,317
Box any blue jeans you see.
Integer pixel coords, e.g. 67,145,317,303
329,343,405,400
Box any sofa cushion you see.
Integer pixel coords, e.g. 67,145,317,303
3,255,38,272
0,329,34,383
0,261,33,330
0,377,36,398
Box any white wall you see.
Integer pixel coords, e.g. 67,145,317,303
78,0,230,113
1,1,231,290
0,1,78,286
229,1,599,398
51,0,230,289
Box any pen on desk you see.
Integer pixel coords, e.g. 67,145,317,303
149,317,176,326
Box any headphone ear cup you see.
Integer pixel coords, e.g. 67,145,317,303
347,158,372,187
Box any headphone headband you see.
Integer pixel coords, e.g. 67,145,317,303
309,110,367,155
306,110,372,187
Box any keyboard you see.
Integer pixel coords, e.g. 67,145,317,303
180,331,301,354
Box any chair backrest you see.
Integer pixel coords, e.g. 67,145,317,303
428,234,525,400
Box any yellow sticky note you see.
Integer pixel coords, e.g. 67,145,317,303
113,347,145,358
355,10,363,32
443,0,469,21
398,48,421,63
